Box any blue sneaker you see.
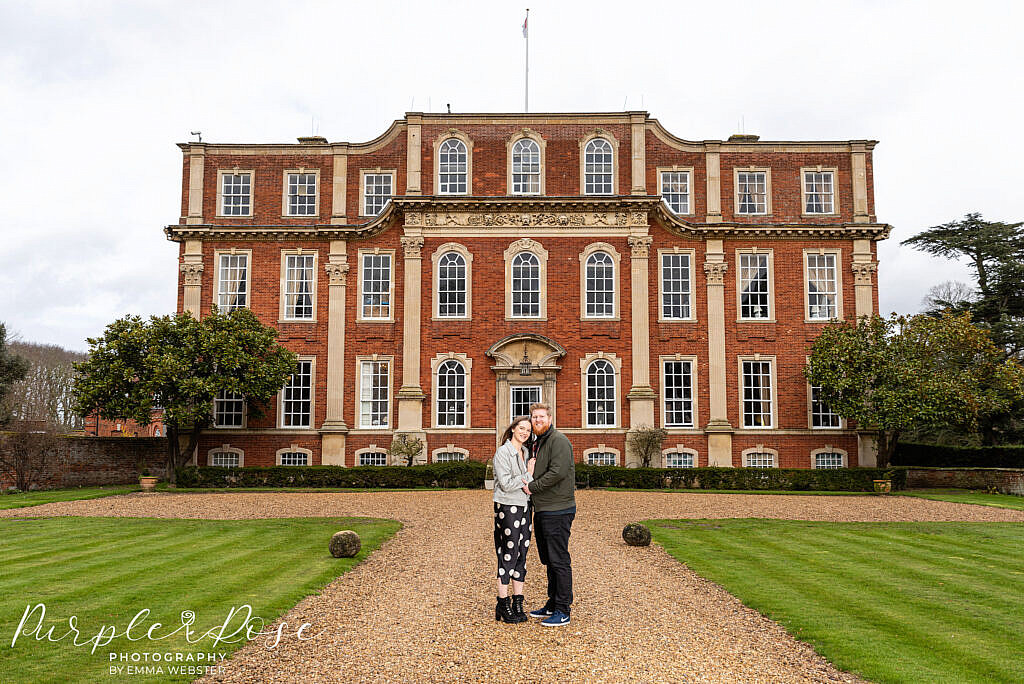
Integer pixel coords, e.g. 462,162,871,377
528,604,554,619
541,610,570,627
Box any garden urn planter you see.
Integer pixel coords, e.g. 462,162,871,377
873,479,892,494
139,476,158,492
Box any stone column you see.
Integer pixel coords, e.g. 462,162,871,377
851,143,869,224
396,232,426,462
320,241,349,465
851,239,878,319
495,372,511,447
625,235,657,467
705,142,722,223
330,144,348,224
406,114,422,196
185,145,205,225
704,239,733,466
181,239,204,317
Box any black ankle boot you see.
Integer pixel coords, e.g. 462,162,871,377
511,595,527,621
495,596,519,623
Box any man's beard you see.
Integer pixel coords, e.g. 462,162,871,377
533,422,550,436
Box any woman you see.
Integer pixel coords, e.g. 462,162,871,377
492,415,535,623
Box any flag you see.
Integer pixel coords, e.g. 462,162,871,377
522,13,528,38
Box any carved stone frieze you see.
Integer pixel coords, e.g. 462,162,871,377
401,236,425,258
628,236,653,259
703,261,729,285
324,261,350,286
408,211,645,229
180,262,204,286
850,261,878,285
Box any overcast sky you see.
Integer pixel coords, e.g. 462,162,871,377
1,0,1020,351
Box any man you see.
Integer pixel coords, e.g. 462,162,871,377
522,402,575,627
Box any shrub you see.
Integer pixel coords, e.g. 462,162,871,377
893,442,1024,468
176,461,486,489
574,464,907,492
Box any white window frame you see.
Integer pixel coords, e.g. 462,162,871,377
431,352,472,429
279,357,315,429
213,390,245,428
739,355,776,429
660,355,698,429
658,167,693,215
583,445,620,466
280,249,318,322
580,133,618,196
432,243,472,321
207,445,244,467
276,445,313,466
355,446,388,467
735,248,775,322
510,385,542,421
355,355,393,429
360,169,395,217
733,167,771,216
804,249,844,322
581,353,621,429
217,169,254,217
357,249,395,322
811,447,848,469
504,239,548,321
281,168,320,217
507,131,545,195
662,446,698,468
742,447,778,468
432,445,470,463
801,167,838,216
808,383,844,430
434,132,472,195
579,243,621,321
213,249,252,312
658,248,696,322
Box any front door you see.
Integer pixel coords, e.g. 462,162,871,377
510,385,542,421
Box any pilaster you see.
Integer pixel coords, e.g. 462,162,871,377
704,239,733,466
330,144,349,224
630,112,647,195
704,142,722,223
320,241,349,465
851,239,878,318
406,114,422,195
851,143,869,224
625,233,656,467
186,145,205,225
396,231,426,458
181,240,204,317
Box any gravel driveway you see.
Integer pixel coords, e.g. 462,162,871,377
6,490,1023,683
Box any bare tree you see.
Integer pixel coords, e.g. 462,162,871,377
0,425,62,491
921,280,975,313
7,341,86,432
626,425,668,467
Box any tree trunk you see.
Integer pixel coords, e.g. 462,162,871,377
165,425,179,485
876,429,900,469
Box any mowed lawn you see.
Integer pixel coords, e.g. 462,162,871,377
899,491,1024,511
0,486,136,510
0,516,400,683
647,518,1024,684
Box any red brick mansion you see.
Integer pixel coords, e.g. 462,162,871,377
166,112,888,469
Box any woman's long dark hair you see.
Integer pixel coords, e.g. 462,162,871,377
500,416,531,445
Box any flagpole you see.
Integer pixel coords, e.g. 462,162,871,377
524,9,529,112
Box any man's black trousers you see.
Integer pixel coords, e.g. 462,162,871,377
533,507,575,614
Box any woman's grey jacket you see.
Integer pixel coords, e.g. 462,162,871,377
492,440,533,506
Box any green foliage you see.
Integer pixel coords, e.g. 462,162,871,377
575,464,905,491
177,461,486,489
72,309,297,481
0,323,30,428
893,442,1024,468
804,312,1024,466
626,425,668,467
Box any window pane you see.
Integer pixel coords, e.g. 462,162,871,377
585,359,615,427
665,451,695,468
811,385,842,428
284,254,314,319
736,171,767,214
739,253,770,319
436,360,466,427
661,253,691,319
584,138,613,195
512,139,541,194
221,173,251,216
364,173,393,216
217,253,248,311
281,360,312,428
742,360,773,428
287,173,317,216
807,253,838,319
661,171,690,214
439,139,468,194
804,171,834,214
511,252,540,318
814,452,843,469
437,252,467,317
214,390,244,427
586,451,616,466
746,452,775,468
280,451,309,466
360,360,390,427
362,253,392,319
663,360,693,427
585,251,615,317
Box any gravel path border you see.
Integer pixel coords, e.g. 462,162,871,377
5,490,1022,682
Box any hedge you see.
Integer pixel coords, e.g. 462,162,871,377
575,465,907,492
176,461,486,489
893,442,1024,469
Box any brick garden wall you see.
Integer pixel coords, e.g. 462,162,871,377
906,468,1024,496
1,436,167,491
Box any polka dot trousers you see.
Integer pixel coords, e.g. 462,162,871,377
493,501,532,585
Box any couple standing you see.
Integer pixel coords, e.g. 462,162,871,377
491,402,575,627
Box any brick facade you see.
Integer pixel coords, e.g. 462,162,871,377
166,112,889,469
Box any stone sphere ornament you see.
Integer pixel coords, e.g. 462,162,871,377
329,530,362,558
622,523,651,547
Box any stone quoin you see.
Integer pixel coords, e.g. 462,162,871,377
165,111,888,469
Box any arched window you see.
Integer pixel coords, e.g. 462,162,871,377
436,359,467,427
585,251,615,318
437,252,467,318
585,359,616,427
584,138,614,195
511,138,541,194
511,252,541,318
438,138,468,194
